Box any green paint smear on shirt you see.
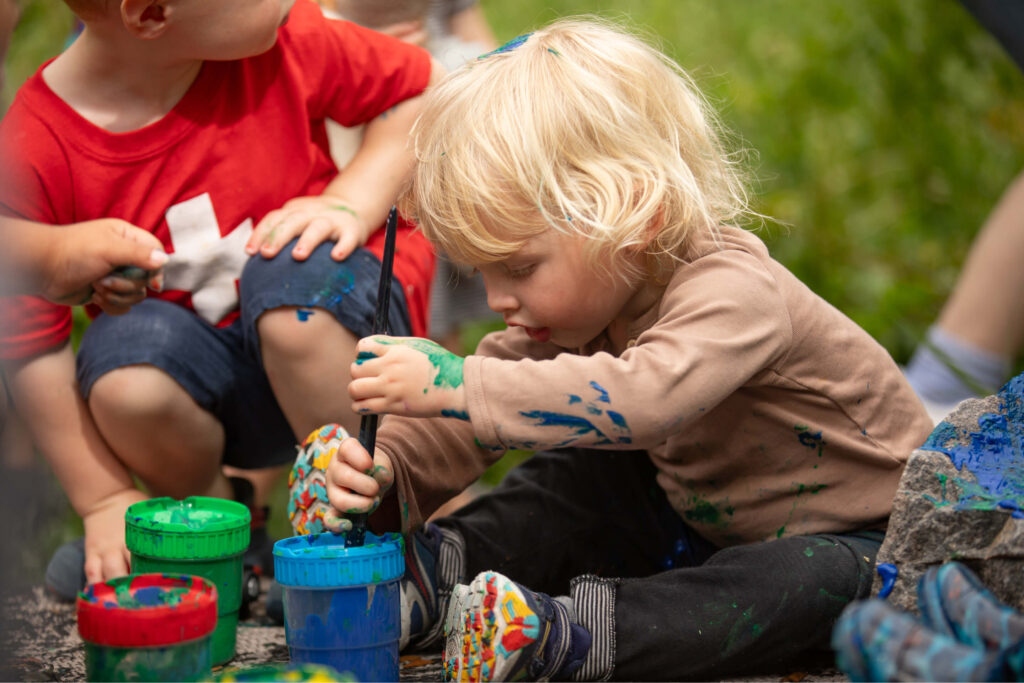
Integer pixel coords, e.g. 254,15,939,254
377,338,464,390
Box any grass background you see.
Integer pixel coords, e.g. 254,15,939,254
3,0,1023,554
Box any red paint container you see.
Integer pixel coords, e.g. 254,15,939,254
77,573,217,681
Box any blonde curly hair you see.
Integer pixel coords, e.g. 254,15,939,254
399,16,754,284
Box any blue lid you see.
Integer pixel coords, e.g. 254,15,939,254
273,531,404,587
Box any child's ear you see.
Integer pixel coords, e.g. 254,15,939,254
121,0,168,39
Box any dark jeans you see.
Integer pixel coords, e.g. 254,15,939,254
438,449,881,680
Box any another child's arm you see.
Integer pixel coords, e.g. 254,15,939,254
0,216,167,315
246,57,447,262
5,344,147,584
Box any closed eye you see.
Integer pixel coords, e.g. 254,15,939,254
506,264,536,279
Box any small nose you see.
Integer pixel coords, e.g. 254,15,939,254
482,274,518,314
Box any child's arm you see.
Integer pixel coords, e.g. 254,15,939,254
0,216,167,315
246,57,447,262
5,344,147,583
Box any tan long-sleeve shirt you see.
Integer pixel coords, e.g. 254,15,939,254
375,225,934,547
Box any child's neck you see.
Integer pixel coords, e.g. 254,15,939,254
42,28,202,133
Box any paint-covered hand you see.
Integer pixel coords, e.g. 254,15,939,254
324,437,395,533
349,336,469,420
82,488,148,586
247,195,370,262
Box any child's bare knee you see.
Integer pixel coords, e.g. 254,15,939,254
88,365,180,419
258,306,352,357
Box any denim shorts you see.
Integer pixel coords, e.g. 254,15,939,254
76,239,412,469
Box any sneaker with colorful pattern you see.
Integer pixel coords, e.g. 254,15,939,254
287,424,350,536
442,570,590,682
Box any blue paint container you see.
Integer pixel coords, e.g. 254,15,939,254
274,531,404,681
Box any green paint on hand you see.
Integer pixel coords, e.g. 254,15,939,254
332,204,359,218
378,338,464,390
356,351,377,364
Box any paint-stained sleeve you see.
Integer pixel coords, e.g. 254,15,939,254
464,250,795,451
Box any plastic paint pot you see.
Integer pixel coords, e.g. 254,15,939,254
274,531,404,682
215,663,355,681
77,573,217,682
125,496,250,665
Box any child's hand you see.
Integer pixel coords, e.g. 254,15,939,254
349,336,470,420
323,437,394,533
40,218,166,314
247,196,370,262
81,488,148,586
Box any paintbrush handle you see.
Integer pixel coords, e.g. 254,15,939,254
346,206,398,548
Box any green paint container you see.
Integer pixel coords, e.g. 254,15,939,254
125,497,250,665
77,573,217,682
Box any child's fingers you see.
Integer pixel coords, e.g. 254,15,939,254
328,228,361,262
348,375,387,400
247,209,283,254
97,274,148,294
323,509,352,534
291,216,335,261
83,552,103,588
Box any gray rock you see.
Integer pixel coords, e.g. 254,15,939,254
872,374,1024,612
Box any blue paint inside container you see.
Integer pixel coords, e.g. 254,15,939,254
274,531,404,681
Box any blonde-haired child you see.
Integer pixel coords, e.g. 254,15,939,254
324,17,933,681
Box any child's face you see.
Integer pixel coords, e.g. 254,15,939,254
168,0,297,61
474,228,643,349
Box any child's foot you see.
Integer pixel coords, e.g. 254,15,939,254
832,598,1010,682
442,570,591,682
918,562,1024,652
402,523,444,650
288,424,349,535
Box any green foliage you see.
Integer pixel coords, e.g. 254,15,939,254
481,0,1024,364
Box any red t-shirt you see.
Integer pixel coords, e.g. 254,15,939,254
0,0,435,359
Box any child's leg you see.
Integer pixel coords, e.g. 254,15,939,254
443,531,880,682
599,531,881,680
405,448,713,654
78,298,297,498
239,240,414,439
438,448,715,595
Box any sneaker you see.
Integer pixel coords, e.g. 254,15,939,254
832,599,1008,682
402,523,443,651
44,537,86,602
288,424,349,536
442,570,591,682
918,562,1024,652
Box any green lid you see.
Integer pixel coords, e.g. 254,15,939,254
126,496,250,560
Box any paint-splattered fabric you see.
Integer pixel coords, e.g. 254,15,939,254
434,448,885,680
376,224,934,546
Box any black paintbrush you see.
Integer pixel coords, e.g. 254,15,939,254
346,206,398,548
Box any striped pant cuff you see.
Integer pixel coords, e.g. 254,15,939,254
570,574,618,681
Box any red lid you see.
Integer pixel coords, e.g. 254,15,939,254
77,573,217,647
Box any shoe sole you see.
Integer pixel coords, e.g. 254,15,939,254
443,571,541,682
